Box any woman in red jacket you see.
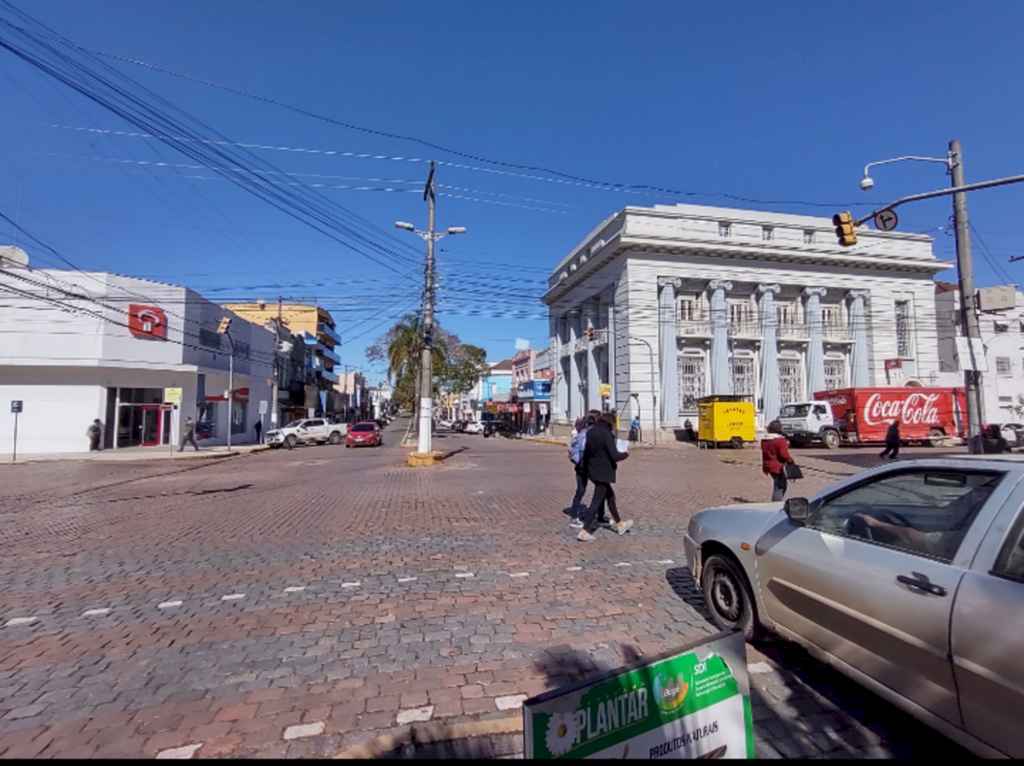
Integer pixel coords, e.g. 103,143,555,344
761,421,795,501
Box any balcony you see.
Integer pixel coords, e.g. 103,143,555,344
317,323,342,346
777,323,809,341
317,368,340,384
559,344,572,359
677,318,712,338
318,345,341,365
573,337,588,354
591,328,609,348
823,324,855,342
727,321,761,340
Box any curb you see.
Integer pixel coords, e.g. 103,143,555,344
333,716,523,759
523,437,566,447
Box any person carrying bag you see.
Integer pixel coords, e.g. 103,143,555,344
761,421,797,501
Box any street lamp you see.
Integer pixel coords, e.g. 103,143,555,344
858,144,985,453
394,216,466,456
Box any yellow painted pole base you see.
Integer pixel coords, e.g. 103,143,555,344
406,451,443,467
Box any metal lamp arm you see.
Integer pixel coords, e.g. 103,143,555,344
863,155,952,178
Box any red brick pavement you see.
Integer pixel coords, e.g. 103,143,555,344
0,420,974,758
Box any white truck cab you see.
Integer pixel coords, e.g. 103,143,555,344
778,401,843,449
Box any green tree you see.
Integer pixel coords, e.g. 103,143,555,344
366,314,458,412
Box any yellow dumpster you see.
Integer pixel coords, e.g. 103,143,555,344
696,395,755,449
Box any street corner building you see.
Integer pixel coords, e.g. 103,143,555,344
0,259,275,454
542,203,952,439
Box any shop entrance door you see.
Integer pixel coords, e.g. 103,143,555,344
118,405,164,447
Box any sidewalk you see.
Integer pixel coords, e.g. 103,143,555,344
0,442,269,464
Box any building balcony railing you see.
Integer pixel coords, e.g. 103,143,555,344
591,328,609,348
823,324,855,342
573,337,588,354
677,318,712,337
317,322,342,346
777,323,809,341
559,344,572,359
727,321,761,340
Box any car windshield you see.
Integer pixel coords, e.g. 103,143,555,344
780,404,811,418
352,424,374,432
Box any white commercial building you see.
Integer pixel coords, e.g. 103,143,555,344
542,203,952,438
0,265,275,454
935,282,1024,426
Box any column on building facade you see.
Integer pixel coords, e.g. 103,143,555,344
551,314,567,421
848,290,870,387
569,309,585,420
606,283,616,415
658,277,681,428
758,284,782,426
804,287,828,397
586,299,602,412
708,280,733,395
557,313,573,421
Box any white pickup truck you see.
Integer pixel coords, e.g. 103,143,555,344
265,418,347,449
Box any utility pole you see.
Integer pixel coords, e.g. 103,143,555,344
217,317,235,451
394,163,465,455
949,140,985,454
270,296,283,427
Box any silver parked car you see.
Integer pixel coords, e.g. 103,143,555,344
684,457,1024,758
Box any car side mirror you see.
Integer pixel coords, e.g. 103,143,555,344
784,498,810,526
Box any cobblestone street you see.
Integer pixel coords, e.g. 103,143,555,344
0,419,974,759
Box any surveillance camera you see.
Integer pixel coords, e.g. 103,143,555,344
860,176,874,192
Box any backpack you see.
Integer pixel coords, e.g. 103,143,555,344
568,427,588,465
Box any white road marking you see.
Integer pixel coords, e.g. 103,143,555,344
566,566,582,572
158,601,183,609
396,705,434,725
508,572,530,578
657,559,675,565
455,572,474,578
283,586,306,593
341,582,361,588
614,562,632,567
81,608,111,617
221,594,245,601
4,617,37,627
156,744,203,759
397,577,418,583
495,694,528,711
284,722,325,740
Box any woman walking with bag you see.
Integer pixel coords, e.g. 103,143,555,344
761,421,796,502
577,413,634,541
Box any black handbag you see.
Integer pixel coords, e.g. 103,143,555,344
784,463,804,480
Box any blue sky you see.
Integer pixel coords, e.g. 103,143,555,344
2,1,1023,382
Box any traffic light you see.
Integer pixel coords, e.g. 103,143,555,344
587,326,595,341
217,317,232,334
832,212,858,246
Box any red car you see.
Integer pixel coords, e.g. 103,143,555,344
346,421,383,448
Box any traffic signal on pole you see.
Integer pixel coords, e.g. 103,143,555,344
832,212,858,246
217,317,232,334
587,326,595,341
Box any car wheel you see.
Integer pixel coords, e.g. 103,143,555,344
701,553,761,642
730,436,744,449
285,435,297,450
329,432,342,445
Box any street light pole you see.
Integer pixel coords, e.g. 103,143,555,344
225,331,235,452
395,163,466,456
949,140,985,454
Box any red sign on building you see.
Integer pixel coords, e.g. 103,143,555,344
128,305,167,339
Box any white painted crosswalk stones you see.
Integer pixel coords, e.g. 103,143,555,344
495,694,528,711
657,559,675,565
341,582,361,588
455,572,475,578
283,722,325,740
156,744,203,759
566,566,582,571
397,577,418,583
4,616,37,627
396,705,434,725
221,593,245,601
614,562,632,567
508,572,530,578
283,586,306,593
158,600,183,609
81,608,111,617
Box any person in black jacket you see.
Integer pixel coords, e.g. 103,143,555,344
578,413,634,541
879,420,901,460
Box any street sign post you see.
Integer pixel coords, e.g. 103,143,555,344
873,209,899,231
523,630,753,759
10,401,22,462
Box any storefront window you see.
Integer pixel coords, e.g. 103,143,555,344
231,401,247,434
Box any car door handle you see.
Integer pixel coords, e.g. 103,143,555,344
896,574,947,597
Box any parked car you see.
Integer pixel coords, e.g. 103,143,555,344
464,421,485,435
998,423,1024,447
483,421,521,439
457,420,470,433
265,418,347,449
684,456,1024,758
345,421,383,448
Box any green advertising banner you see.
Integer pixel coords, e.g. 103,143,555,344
523,630,753,759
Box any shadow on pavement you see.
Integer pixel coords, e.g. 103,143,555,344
372,730,522,759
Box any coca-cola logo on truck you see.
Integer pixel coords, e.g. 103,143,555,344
862,392,941,426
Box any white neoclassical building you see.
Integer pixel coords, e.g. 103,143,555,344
542,203,952,438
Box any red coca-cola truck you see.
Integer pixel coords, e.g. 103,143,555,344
778,387,967,449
